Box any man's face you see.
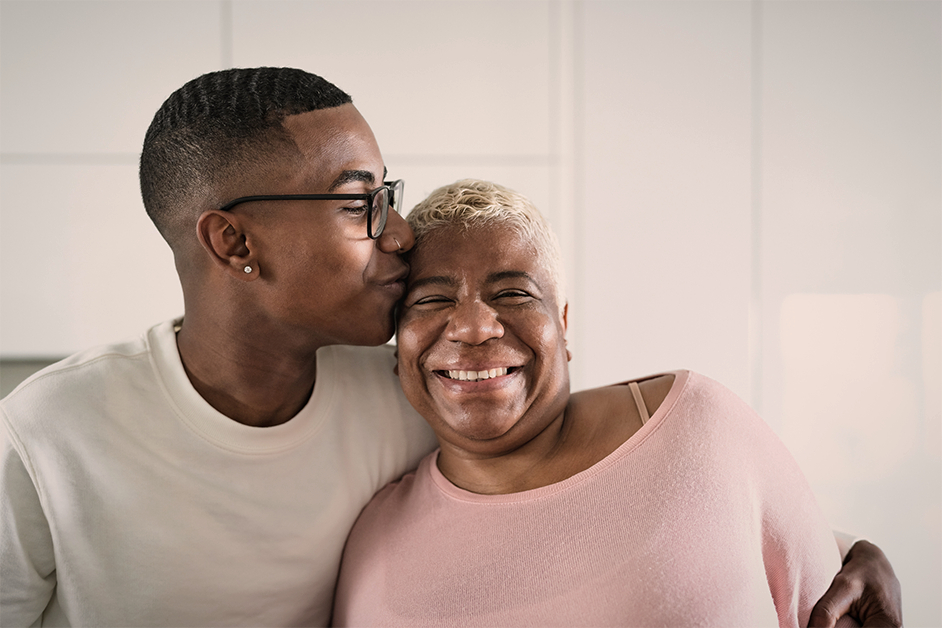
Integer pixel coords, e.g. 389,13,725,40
396,224,570,456
239,104,412,347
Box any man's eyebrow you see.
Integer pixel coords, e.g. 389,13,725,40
328,169,376,192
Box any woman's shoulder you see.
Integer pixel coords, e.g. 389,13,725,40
676,371,756,418
663,372,782,453
564,372,682,458
574,370,762,435
571,371,681,419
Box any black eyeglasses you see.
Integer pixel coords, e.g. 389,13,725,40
219,179,404,240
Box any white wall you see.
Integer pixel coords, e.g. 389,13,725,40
1,1,939,624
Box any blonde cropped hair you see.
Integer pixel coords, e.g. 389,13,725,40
407,179,565,308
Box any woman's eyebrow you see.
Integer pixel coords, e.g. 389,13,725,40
407,271,536,292
487,271,536,284
407,276,456,291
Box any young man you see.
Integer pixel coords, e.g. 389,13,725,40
0,68,899,627
1,67,436,627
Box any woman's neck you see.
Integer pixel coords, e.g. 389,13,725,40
435,374,676,495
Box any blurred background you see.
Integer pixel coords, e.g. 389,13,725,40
1,0,939,624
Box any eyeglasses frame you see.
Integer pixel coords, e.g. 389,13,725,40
218,179,404,240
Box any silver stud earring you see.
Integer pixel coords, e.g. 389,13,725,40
243,266,253,274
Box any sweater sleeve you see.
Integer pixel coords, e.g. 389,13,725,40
0,411,56,627
735,402,847,627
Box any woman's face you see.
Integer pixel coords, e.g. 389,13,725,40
396,223,570,456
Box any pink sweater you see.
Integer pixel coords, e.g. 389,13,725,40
334,371,846,627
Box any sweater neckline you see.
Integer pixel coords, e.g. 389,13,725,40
148,319,334,455
427,369,691,503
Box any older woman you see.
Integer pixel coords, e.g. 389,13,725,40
333,180,875,627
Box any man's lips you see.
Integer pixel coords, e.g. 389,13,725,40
376,267,409,294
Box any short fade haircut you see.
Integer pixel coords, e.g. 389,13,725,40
140,67,351,246
407,179,566,309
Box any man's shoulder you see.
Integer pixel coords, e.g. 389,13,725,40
317,343,399,393
322,342,396,365
313,342,425,426
1,323,163,419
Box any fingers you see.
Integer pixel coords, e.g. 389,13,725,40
809,541,903,628
809,573,858,628
849,542,903,628
860,610,903,628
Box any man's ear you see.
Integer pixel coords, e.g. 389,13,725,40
196,209,259,281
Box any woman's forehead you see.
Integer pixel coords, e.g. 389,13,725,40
414,224,531,265
409,223,559,295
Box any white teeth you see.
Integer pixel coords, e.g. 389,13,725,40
446,367,509,382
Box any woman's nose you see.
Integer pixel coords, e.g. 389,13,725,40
444,300,504,345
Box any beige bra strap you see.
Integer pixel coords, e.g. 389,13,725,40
628,381,650,425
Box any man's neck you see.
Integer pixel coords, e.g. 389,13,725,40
175,317,320,428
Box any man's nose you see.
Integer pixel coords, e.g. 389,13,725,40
444,300,504,345
378,209,416,254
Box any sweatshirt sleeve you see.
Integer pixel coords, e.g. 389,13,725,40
833,530,861,561
1,410,56,627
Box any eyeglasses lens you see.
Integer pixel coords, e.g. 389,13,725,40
370,187,389,239
389,180,404,214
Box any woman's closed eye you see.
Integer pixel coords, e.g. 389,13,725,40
407,294,455,308
494,289,534,303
